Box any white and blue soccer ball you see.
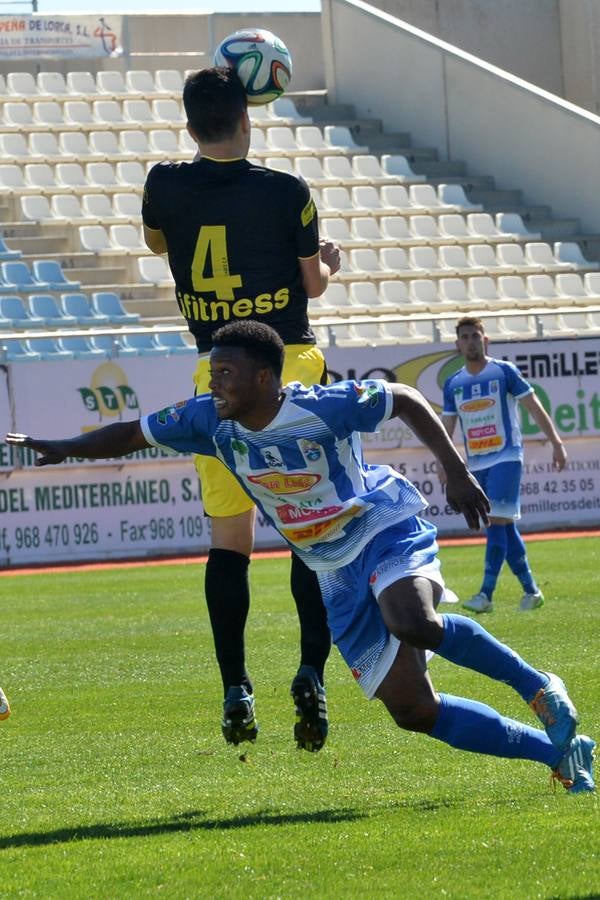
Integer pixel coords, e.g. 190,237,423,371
213,28,292,106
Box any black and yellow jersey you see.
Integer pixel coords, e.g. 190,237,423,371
142,157,320,352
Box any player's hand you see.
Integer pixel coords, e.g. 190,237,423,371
320,239,341,275
552,440,567,472
445,466,490,530
5,433,67,466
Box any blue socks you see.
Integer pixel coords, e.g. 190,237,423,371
480,524,507,598
430,693,561,767
505,523,538,594
437,614,548,702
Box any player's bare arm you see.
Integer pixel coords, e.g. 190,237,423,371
519,392,567,471
143,223,168,255
300,240,341,298
390,384,490,530
5,421,149,467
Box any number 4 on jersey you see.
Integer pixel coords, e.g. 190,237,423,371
191,225,242,299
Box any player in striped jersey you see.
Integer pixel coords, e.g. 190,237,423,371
6,321,594,793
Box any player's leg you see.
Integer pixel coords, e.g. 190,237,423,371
464,466,509,613
501,463,543,608
374,517,578,753
375,576,594,789
284,345,332,750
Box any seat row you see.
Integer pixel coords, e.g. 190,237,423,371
334,242,594,281
0,69,185,101
0,259,80,293
315,310,600,348
316,273,600,317
1,330,193,362
1,161,147,195
0,291,139,328
0,128,195,164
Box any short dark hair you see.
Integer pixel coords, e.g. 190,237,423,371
212,321,285,380
456,316,485,336
183,67,247,143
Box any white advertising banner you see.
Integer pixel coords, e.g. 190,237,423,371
1,336,599,565
0,15,122,59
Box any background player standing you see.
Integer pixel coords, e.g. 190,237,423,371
442,317,567,613
141,67,340,749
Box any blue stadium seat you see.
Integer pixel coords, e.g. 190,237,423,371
0,236,21,261
119,333,164,355
60,292,110,325
57,336,108,359
0,295,46,328
29,294,78,327
24,337,75,359
32,259,81,291
1,261,49,293
91,291,140,325
89,334,120,356
1,339,42,362
154,331,195,354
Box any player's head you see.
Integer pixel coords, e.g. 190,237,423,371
455,316,488,362
183,67,249,145
209,321,285,421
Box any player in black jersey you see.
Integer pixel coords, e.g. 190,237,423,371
142,67,340,750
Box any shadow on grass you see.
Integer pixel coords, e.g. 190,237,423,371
0,807,365,850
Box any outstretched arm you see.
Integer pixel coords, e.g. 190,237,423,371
519,392,567,471
390,383,490,530
5,421,149,466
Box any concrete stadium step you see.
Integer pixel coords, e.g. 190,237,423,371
409,159,469,178
124,300,180,318
532,217,581,239
10,234,70,255
0,222,70,240
68,266,129,285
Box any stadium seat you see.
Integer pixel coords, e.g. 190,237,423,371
81,194,120,224
0,133,31,162
154,70,184,96
151,99,184,127
437,214,471,243
137,255,173,286
125,70,158,96
148,129,182,157
496,213,541,240
63,101,97,130
2,102,36,130
467,276,507,310
88,130,120,158
113,193,142,221
109,224,146,252
439,245,483,275
33,101,70,130
55,162,89,192
61,293,110,325
526,274,564,306
57,336,107,359
382,320,432,343
123,100,155,128
555,272,596,305
85,162,119,191
96,70,128,98
32,260,81,291
380,216,419,244
408,279,456,313
409,215,443,243
89,334,120,356
467,213,507,241
554,241,599,270
351,217,388,247
380,185,413,212
266,126,299,154
119,130,154,159
0,295,45,328
79,225,123,255
29,294,78,326
352,155,396,185
495,243,540,273
23,163,57,194
323,155,355,183
116,161,146,188
1,261,49,293
0,339,42,361
323,125,368,153
119,333,164,356
439,277,470,309
380,154,425,182
7,72,38,99
154,331,195,354
66,71,98,97
321,187,354,216
21,195,53,223
467,244,515,275
29,132,62,162
497,275,531,307
92,292,140,324
92,100,125,128
409,184,450,213
380,247,414,277
525,242,571,272
319,217,357,247
37,71,68,97
0,165,31,193
272,97,312,123
294,157,333,186
0,237,21,260
24,335,75,360
265,156,294,176
438,184,482,211
537,313,578,338
379,280,425,313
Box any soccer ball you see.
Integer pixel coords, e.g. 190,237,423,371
213,28,292,106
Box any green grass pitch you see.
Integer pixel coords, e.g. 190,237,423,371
0,537,598,898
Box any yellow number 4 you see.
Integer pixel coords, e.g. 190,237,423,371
191,225,242,299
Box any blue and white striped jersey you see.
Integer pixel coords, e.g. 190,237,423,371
442,358,533,471
141,380,428,571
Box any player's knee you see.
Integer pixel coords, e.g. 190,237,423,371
388,611,443,650
386,698,438,734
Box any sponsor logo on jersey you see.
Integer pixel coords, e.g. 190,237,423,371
468,435,504,452
280,503,363,544
460,397,495,413
353,383,380,408
247,471,321,493
301,197,316,227
156,400,187,426
300,440,322,461
275,502,343,524
471,383,482,397
262,446,284,468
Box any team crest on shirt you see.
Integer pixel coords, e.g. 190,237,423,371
156,401,186,426
262,446,284,468
490,379,499,393
299,440,322,461
353,383,380,408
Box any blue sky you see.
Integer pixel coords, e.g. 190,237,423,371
20,1,319,12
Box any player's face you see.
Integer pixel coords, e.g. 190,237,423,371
208,346,263,421
456,326,487,362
